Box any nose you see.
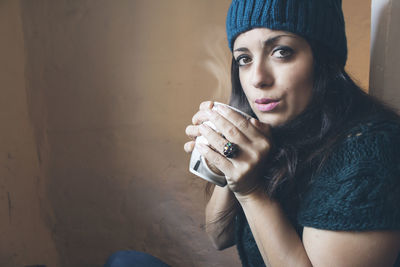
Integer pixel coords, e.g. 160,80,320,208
251,59,274,89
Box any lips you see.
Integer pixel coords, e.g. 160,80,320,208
255,98,280,112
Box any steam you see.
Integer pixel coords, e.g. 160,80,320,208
202,27,232,103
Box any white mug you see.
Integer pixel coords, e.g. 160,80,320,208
189,102,253,186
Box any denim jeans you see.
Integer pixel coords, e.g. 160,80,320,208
104,250,171,267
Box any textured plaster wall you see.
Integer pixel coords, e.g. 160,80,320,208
343,0,371,90
19,1,238,266
0,1,59,266
1,1,370,266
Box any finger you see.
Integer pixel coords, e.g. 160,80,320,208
185,125,200,139
192,110,211,125
184,141,195,153
205,108,250,144
249,118,271,137
196,143,233,176
199,101,214,110
198,123,228,155
214,105,262,140
248,118,272,154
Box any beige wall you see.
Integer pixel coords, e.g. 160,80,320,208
19,1,238,266
0,1,59,266
0,1,370,266
344,0,371,90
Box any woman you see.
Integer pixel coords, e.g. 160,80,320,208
184,0,400,266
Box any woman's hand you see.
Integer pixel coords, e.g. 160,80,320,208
184,101,214,154
186,101,272,198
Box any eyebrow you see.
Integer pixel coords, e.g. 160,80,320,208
233,34,297,52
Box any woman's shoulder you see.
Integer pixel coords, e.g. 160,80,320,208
297,116,400,231
322,116,400,175
344,116,400,140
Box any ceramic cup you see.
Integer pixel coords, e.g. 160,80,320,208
189,102,252,186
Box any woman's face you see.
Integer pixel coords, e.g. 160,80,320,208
233,28,314,127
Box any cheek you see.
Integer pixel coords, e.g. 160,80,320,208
238,71,246,89
239,72,251,95
284,69,313,108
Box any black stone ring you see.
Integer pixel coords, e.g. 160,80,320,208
223,141,239,158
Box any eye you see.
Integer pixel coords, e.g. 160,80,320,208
235,54,252,66
272,46,293,59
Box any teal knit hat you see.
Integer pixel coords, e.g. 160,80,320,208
226,0,348,66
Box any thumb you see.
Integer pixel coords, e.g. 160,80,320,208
249,118,271,137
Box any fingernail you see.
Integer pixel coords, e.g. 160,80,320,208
249,118,257,125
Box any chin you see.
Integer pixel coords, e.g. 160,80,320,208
257,114,287,127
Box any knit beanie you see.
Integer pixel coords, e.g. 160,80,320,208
226,0,348,67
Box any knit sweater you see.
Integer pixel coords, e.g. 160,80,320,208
235,119,400,267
